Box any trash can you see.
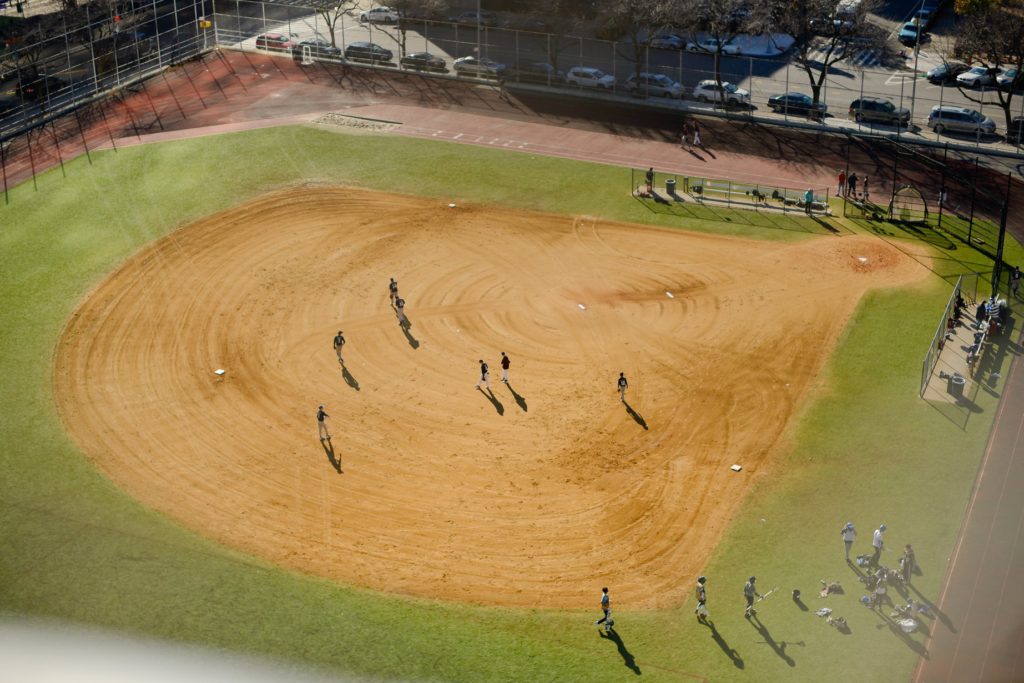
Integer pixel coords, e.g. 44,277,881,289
665,178,676,194
949,373,966,399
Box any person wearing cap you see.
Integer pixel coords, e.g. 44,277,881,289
743,576,761,617
870,523,887,567
332,330,346,364
695,576,709,622
900,543,916,583
841,522,857,563
316,404,331,442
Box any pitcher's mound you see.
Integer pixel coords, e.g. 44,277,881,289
54,187,924,608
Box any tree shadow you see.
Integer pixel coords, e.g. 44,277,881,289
506,383,527,411
401,321,419,349
478,387,504,415
341,364,360,391
748,615,796,667
701,619,744,669
599,628,641,676
624,401,648,430
321,438,342,473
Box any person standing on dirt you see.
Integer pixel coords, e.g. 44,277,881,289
389,277,399,304
317,404,331,442
693,121,702,148
695,576,709,622
680,122,693,150
744,576,762,618
837,169,846,196
475,359,490,390
395,297,407,326
841,522,857,563
594,587,612,631
333,330,346,365
847,173,858,198
862,176,870,202
500,351,510,383
617,372,628,403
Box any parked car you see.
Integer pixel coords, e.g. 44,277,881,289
1006,116,1024,144
452,56,505,78
626,72,684,99
566,66,616,89
507,61,563,84
898,21,926,47
648,33,684,50
255,33,298,51
685,38,741,55
911,7,934,28
848,97,910,126
926,61,968,84
359,6,399,23
295,39,342,58
957,65,1002,88
344,41,393,63
400,51,447,72
448,10,498,26
691,79,749,106
809,16,854,34
997,68,1020,91
768,92,827,119
927,105,997,136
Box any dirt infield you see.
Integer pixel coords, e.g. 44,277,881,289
53,187,926,609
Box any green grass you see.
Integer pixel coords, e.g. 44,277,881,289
1,125,1019,681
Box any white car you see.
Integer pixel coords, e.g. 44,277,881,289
956,65,1002,89
685,38,741,56
649,33,684,50
566,67,616,89
691,79,750,105
359,6,399,23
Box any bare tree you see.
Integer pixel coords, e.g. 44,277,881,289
523,0,593,72
362,0,446,59
678,0,753,91
310,0,359,49
954,3,1024,131
752,0,887,106
595,0,672,83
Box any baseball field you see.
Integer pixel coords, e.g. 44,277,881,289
3,123,1020,681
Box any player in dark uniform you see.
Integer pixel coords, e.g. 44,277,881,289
333,330,345,364
475,360,490,390
389,278,399,304
500,352,510,383
316,404,331,442
617,372,628,402
695,576,708,622
395,297,407,325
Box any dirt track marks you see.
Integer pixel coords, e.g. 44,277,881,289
54,187,926,608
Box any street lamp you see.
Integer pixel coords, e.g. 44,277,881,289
908,0,926,124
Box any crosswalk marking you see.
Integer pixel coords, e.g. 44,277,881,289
803,45,882,67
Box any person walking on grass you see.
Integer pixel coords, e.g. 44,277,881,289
333,330,346,364
744,576,762,618
870,523,887,567
695,576,709,622
841,521,857,563
316,404,331,442
594,587,613,632
617,372,628,403
500,351,510,383
475,359,490,390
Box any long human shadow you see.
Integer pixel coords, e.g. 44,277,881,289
874,607,930,657
748,615,796,667
908,582,956,633
506,383,527,411
599,628,641,675
321,438,342,473
701,619,744,669
478,387,504,415
624,401,648,430
341,364,360,391
400,320,419,349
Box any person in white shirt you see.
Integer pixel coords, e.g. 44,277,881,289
841,522,857,563
870,523,887,567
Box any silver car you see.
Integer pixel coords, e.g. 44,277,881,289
927,106,997,136
626,73,684,99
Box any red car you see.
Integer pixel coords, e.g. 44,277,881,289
255,33,297,51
